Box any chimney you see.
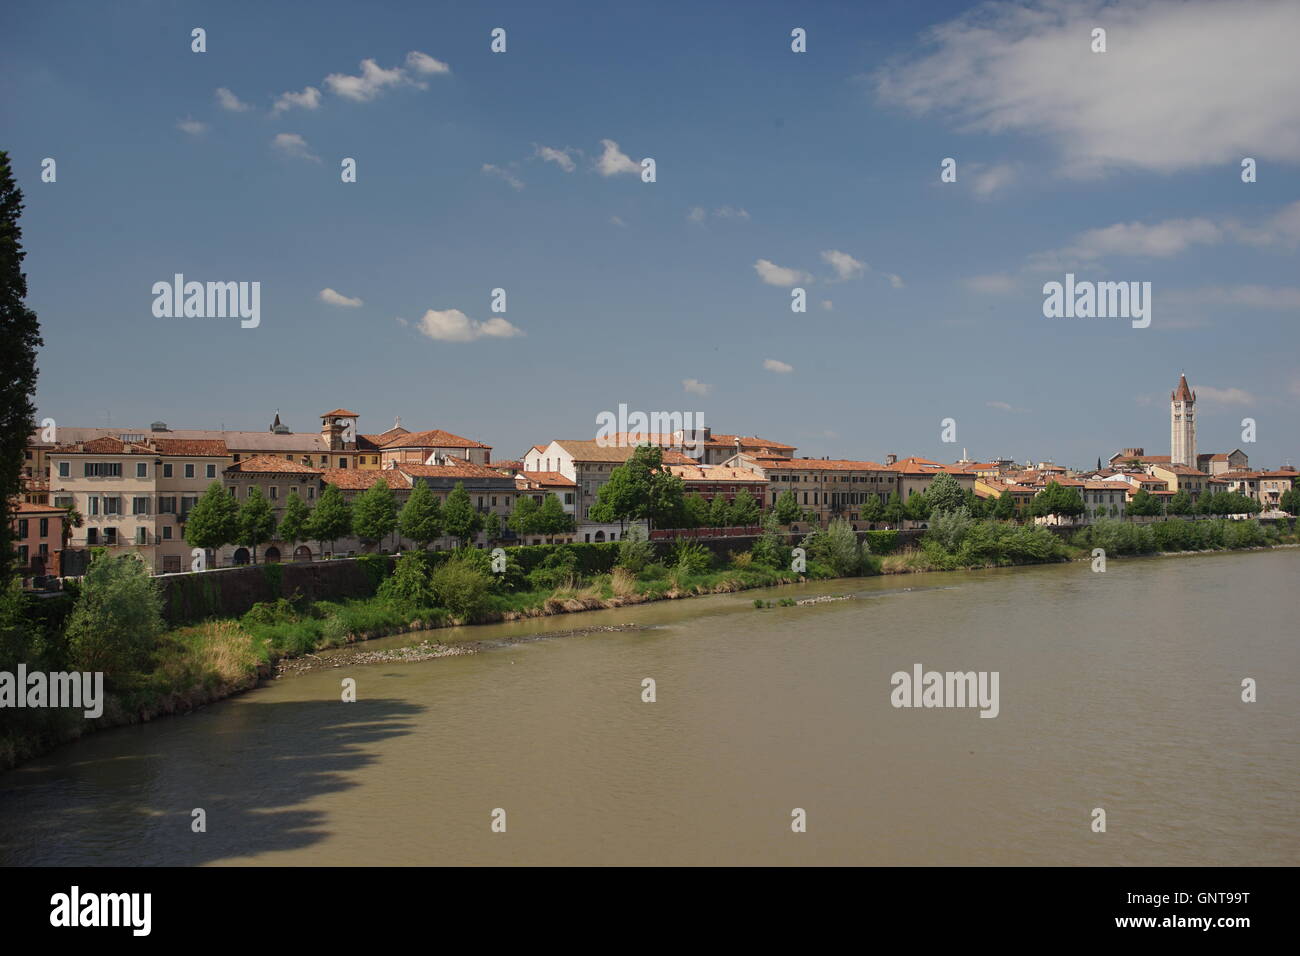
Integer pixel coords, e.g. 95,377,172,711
886,453,897,466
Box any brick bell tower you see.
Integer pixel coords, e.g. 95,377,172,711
1170,373,1196,467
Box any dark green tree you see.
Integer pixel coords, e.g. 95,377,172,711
925,472,966,514
237,487,277,564
883,491,906,528
683,493,710,529
351,477,397,551
0,152,44,583
278,491,311,550
729,488,761,526
307,483,352,556
185,482,239,564
707,494,731,528
508,495,540,538
536,493,575,542
773,489,802,525
399,480,442,549
441,481,483,548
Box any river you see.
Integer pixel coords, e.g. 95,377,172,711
2,549,1297,865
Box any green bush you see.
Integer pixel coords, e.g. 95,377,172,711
377,553,434,607
862,530,900,554
671,540,713,575
430,556,493,621
617,525,654,573
65,552,164,687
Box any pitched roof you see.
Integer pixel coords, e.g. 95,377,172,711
758,457,887,472
321,409,359,418
703,434,795,451
1172,374,1195,402
552,440,696,465
515,470,576,487
11,501,66,514
667,464,770,482
320,468,411,491
395,460,510,480
225,455,323,476
151,438,229,457
380,428,490,450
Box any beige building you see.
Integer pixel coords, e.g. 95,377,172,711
523,440,696,521
725,454,897,527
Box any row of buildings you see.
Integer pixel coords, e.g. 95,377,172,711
11,375,1297,577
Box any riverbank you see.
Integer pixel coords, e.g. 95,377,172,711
3,519,1294,772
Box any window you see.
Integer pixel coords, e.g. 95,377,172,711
565,493,574,505
88,496,99,515
18,545,27,565
163,463,173,478
308,486,315,500
206,464,216,478
233,454,240,462
163,526,173,540
103,528,117,545
320,457,328,466
86,528,98,544
338,459,347,469
84,462,122,477
135,527,147,545
39,518,49,537
132,496,150,515
158,496,177,514
59,461,70,478
184,463,195,478
136,462,148,478
181,496,196,515
38,543,48,557
270,486,279,500
103,496,121,515
17,519,27,538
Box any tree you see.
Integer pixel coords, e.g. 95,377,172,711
683,493,710,529
60,506,84,548
351,477,397,551
707,494,731,528
994,490,1017,521
904,491,931,523
535,492,575,543
1030,481,1084,522
65,552,163,687
729,489,761,527
804,517,862,576
1280,487,1299,516
1128,487,1158,517
1166,489,1193,516
237,487,276,564
508,495,540,539
750,511,787,568
926,472,966,514
307,483,352,556
397,481,442,549
441,481,483,548
883,491,906,528
859,494,883,525
185,482,239,564
591,445,686,530
617,523,654,572
773,489,802,525
0,152,44,584
278,492,311,551
483,511,502,543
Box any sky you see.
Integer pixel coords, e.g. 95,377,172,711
3,0,1298,470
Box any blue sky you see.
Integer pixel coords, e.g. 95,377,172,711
4,0,1298,468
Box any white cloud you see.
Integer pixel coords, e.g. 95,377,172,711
682,378,712,397
754,259,811,287
176,117,207,136
686,207,706,223
1029,217,1222,270
1196,386,1255,406
883,272,905,289
970,162,1017,198
820,249,866,281
416,309,524,342
687,206,751,223
319,288,363,308
966,274,1018,294
271,133,320,162
875,0,1300,177
535,145,576,172
406,51,451,75
763,358,793,374
482,163,524,190
324,57,410,101
215,87,252,112
1226,200,1300,248
596,139,640,176
273,86,322,114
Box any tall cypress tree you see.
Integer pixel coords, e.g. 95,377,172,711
0,152,45,582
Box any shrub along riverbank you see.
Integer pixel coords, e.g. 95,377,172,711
2,516,1294,769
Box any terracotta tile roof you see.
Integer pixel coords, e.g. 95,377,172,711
759,458,888,472
667,464,769,482
381,428,490,450
515,471,576,487
704,434,795,450
320,468,410,491
152,438,229,456
1172,374,1195,403
11,501,66,514
225,455,323,476
395,460,509,480
1155,464,1208,476
553,440,696,465
321,408,359,418
58,436,154,455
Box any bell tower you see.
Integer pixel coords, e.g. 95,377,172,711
1170,373,1196,467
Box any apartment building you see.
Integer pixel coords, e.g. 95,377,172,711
725,455,897,526
523,440,696,521
11,501,64,577
665,463,770,511
48,436,229,573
